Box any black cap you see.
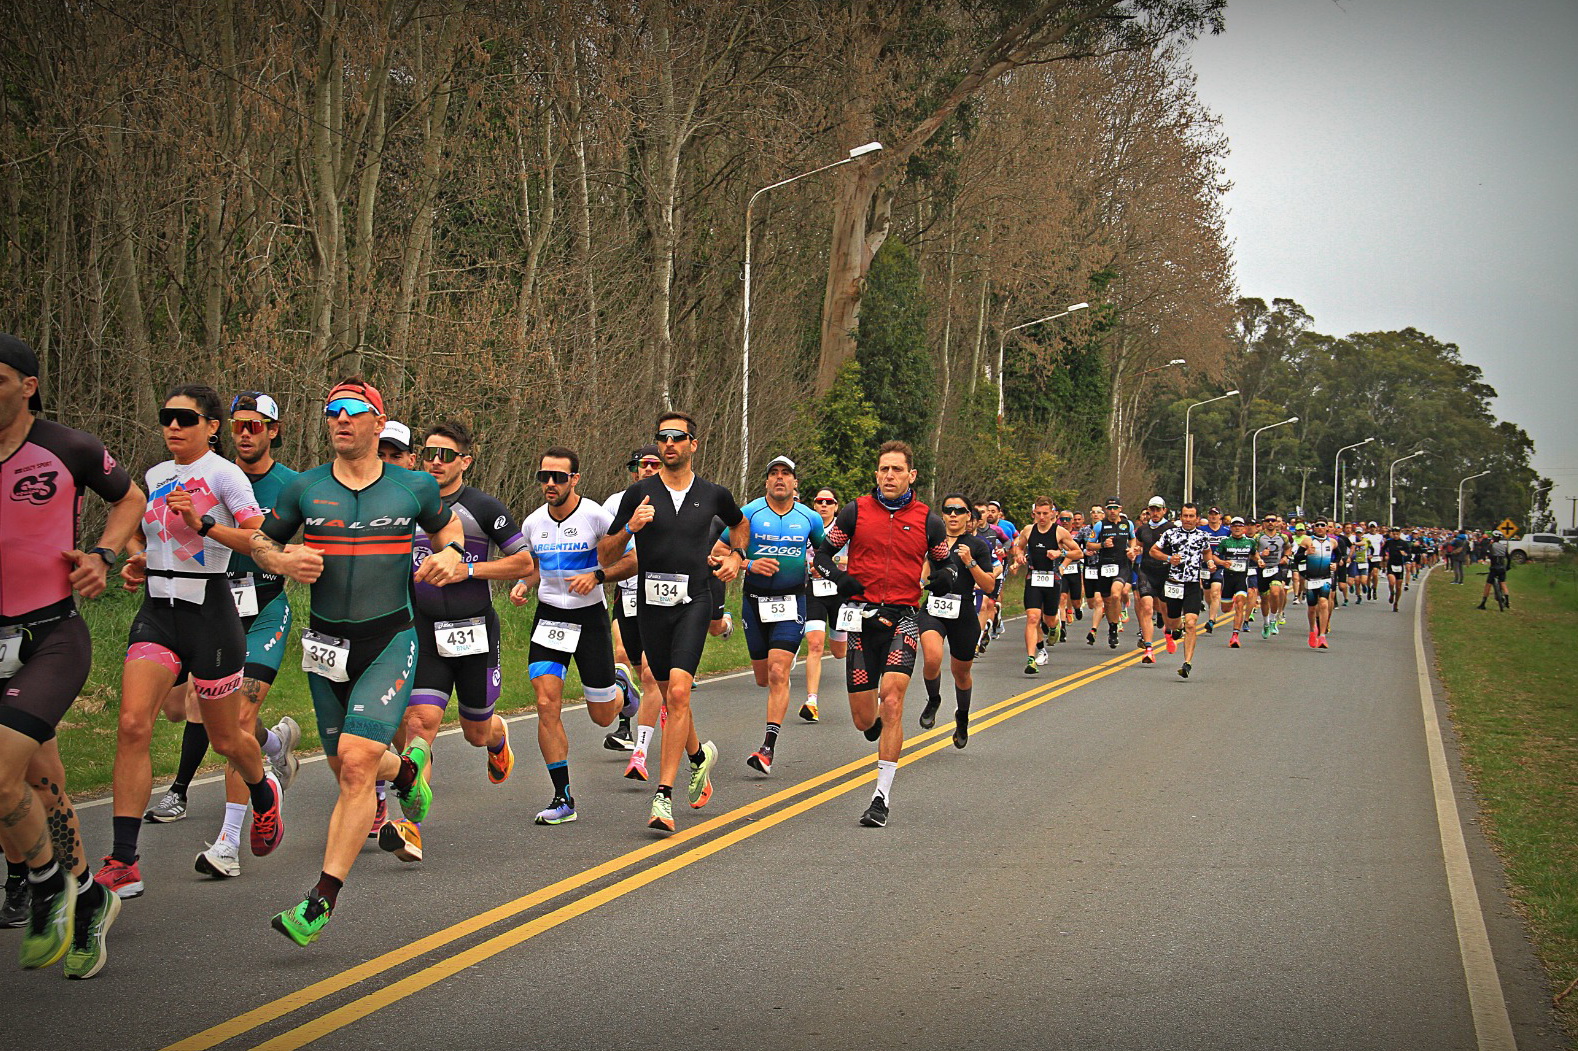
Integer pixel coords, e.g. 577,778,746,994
0,333,43,412
1104,496,1122,507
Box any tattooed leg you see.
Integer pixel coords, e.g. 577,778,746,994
28,740,85,877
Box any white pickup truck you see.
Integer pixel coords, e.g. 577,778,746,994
1504,533,1566,563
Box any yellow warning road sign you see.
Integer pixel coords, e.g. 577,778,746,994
1497,518,1519,539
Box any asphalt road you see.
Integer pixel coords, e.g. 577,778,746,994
4,575,1569,1051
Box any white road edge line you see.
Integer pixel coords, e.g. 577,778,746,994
1413,569,1518,1050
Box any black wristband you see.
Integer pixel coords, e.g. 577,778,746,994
89,546,118,568
197,515,217,537
445,541,466,558
593,568,607,584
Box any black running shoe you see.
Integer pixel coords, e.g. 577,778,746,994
918,698,940,730
1086,628,1096,646
1203,621,1213,635
1178,661,1191,679
863,717,883,743
859,794,889,828
1108,625,1119,649
1074,608,1083,621
952,718,968,750
0,879,28,929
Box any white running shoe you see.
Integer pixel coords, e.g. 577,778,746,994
269,716,302,792
195,838,241,879
1035,647,1049,666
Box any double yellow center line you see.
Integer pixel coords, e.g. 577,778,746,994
168,642,1152,1051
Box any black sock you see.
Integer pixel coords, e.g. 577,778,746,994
171,720,210,796
688,747,706,766
548,760,571,799
26,861,65,898
656,784,673,799
762,723,780,751
617,716,631,733
246,775,276,813
955,686,973,720
313,871,343,910
75,871,106,912
863,717,883,742
111,815,141,864
5,859,25,886
392,755,418,792
924,677,941,704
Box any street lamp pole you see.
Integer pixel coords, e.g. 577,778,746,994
996,303,1089,422
1183,390,1239,504
1457,470,1490,532
1387,450,1428,530
1530,482,1554,535
1114,357,1184,501
741,141,882,491
1250,416,1298,521
1333,437,1375,523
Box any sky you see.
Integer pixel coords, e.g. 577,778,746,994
1187,0,1578,530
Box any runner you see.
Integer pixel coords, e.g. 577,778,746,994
100,385,285,903
984,501,1016,638
508,445,634,826
1294,518,1339,648
739,456,824,775
1382,525,1411,611
1364,521,1386,601
1201,507,1230,633
916,494,996,746
600,412,744,834
1133,497,1173,663
378,421,533,861
812,441,954,827
801,486,849,725
1148,502,1219,678
1216,517,1258,647
253,377,468,945
972,502,1009,653
1011,498,1081,675
1084,498,1135,650
376,421,416,469
601,445,661,753
179,392,304,881
1,334,142,978
1058,509,1086,631
1254,515,1291,638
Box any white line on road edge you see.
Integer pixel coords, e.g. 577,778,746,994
1413,570,1518,1051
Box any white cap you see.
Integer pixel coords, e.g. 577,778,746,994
764,455,797,475
1147,496,1166,508
1230,516,1245,525
379,420,412,451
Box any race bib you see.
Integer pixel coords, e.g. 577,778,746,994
812,577,838,598
644,572,689,607
1100,563,1119,578
0,627,22,678
927,593,962,619
531,618,583,653
757,595,795,624
301,630,350,683
1031,570,1056,588
1061,562,1078,575
621,587,637,618
835,604,863,633
229,574,259,618
1198,569,1213,583
1164,581,1185,600
1229,559,1247,574
1390,564,1405,575
1261,567,1280,581
1083,565,1099,580
436,616,488,658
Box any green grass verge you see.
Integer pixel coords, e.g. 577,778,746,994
1428,558,1578,1037
57,582,1030,800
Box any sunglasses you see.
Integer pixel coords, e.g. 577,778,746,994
1058,517,1072,522
536,469,574,484
421,446,464,464
324,397,376,418
813,497,838,505
654,429,693,444
230,419,269,436
942,506,970,515
159,407,212,428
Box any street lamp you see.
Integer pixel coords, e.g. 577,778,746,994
996,302,1090,420
1114,358,1185,501
1251,416,1298,521
1530,481,1554,535
1332,437,1375,523
1183,389,1239,504
1387,450,1428,529
1457,470,1490,532
740,141,883,490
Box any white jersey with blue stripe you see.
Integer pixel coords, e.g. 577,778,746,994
524,496,613,610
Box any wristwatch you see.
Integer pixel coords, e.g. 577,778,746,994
593,568,607,584
89,547,118,568
197,515,217,537
445,541,466,558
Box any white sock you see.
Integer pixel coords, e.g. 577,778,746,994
220,801,247,845
874,759,897,802
375,780,387,800
806,693,817,706
634,725,655,753
262,728,284,761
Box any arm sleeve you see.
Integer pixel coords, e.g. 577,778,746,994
72,434,133,504
218,463,263,523
714,483,744,529
476,492,529,555
262,473,306,543
973,536,996,571
925,511,951,563
818,501,859,558
413,474,452,535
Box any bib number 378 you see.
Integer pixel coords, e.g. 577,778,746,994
301,630,350,683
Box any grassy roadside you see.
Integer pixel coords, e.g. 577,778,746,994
57,582,1030,800
1429,558,1578,1038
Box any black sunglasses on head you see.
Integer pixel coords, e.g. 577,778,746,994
654,429,693,443
159,407,212,428
536,469,574,484
421,446,464,463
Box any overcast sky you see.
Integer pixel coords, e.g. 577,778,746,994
1188,0,1578,530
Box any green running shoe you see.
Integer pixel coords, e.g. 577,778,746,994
648,792,675,832
397,738,434,823
272,891,333,946
687,740,718,809
64,884,121,979
19,874,76,970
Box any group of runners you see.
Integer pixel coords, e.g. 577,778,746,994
0,330,1448,980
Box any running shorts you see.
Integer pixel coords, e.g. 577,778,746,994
1136,568,1167,600
0,603,91,743
805,589,846,642
307,625,418,754
1221,571,1253,598
845,604,919,691
1023,581,1059,618
638,598,712,682
742,592,806,661
242,591,293,685
126,577,246,702
1164,582,1205,619
916,605,978,663
526,602,616,690
412,606,503,721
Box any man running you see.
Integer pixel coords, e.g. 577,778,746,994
1478,533,1511,611
1133,497,1173,663
1295,519,1339,648
917,494,996,746
1012,498,1081,674
1200,507,1230,633
1,334,142,979
984,501,1017,639
1149,502,1218,678
813,441,954,828
1254,515,1291,638
377,421,416,469
600,412,745,834
601,446,661,753
972,503,1009,652
739,456,824,775
1216,517,1257,647
253,378,468,945
1084,498,1135,649
379,421,533,862
1382,526,1411,611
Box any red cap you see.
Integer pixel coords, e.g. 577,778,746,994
326,379,385,416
